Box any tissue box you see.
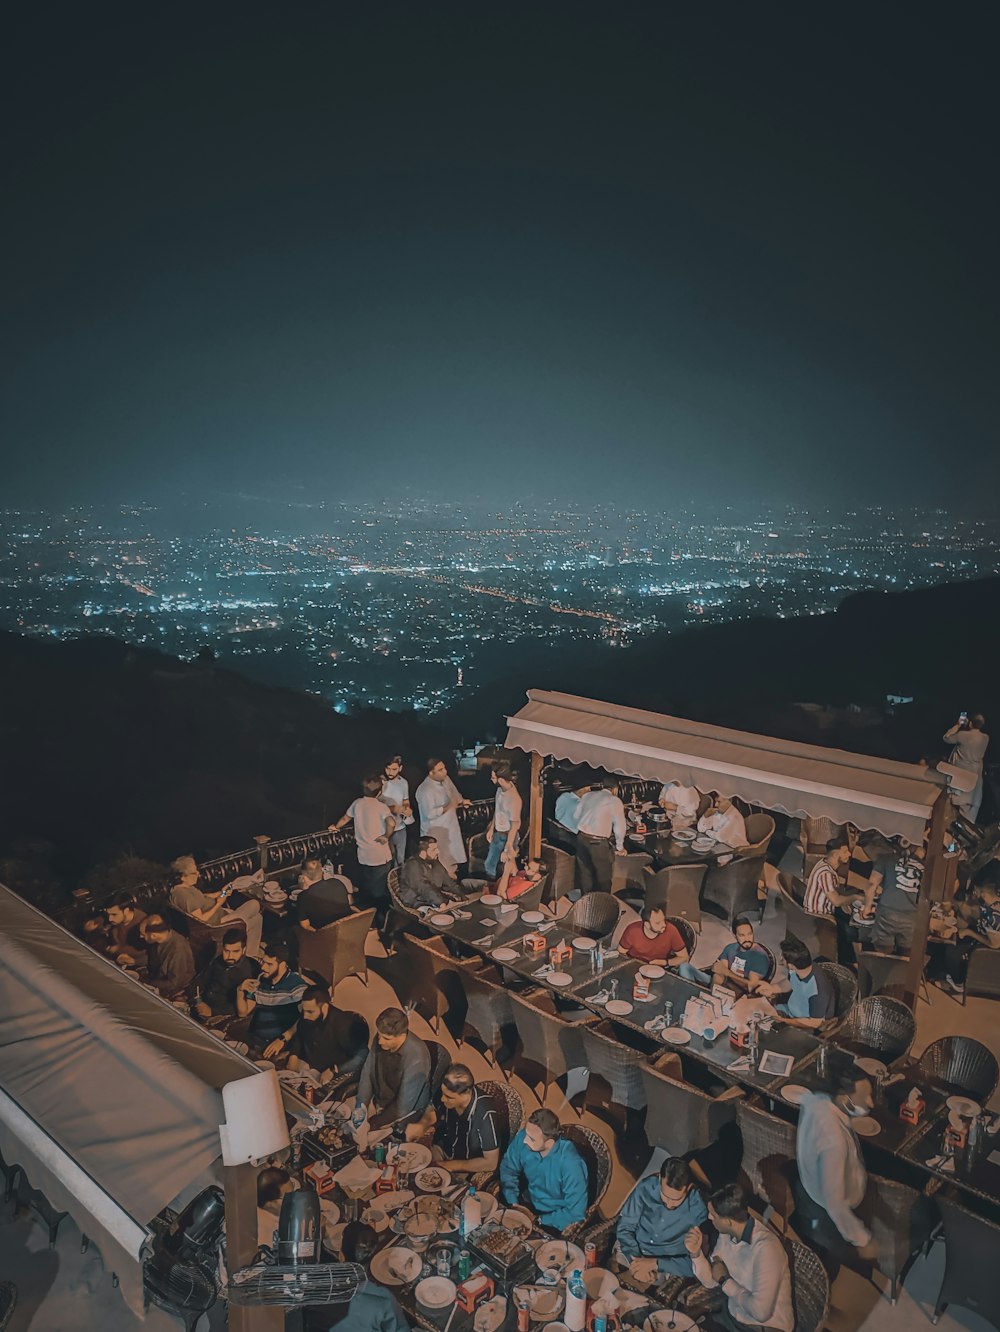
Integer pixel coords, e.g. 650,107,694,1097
455,1273,495,1314
374,1164,400,1194
549,943,572,968
303,1161,336,1195
898,1092,925,1126
523,932,548,953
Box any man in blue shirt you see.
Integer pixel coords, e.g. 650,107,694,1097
679,916,772,992
499,1108,589,1232
614,1156,708,1281
758,937,835,1029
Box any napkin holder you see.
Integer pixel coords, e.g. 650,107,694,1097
549,942,573,968
898,1087,926,1126
455,1272,495,1314
303,1160,337,1196
523,932,548,953
374,1163,400,1194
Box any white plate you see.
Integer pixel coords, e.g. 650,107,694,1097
855,1057,888,1080
780,1084,810,1105
547,971,573,987
370,1246,421,1285
360,1204,391,1232
371,1189,414,1212
414,1166,451,1192
393,1143,432,1172
673,829,698,842
430,913,455,927
535,1239,585,1275
639,964,666,979
605,999,634,1017
662,1027,691,1045
572,936,596,950
521,910,545,924
644,1313,696,1332
852,1116,881,1138
946,1096,981,1118
416,1276,457,1309
492,946,520,963
480,894,503,907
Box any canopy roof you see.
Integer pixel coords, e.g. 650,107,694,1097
506,690,943,842
0,885,286,1228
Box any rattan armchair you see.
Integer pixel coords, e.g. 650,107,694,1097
813,960,858,1023
776,874,839,962
579,1022,648,1118
641,863,706,930
702,854,767,928
560,1122,613,1242
741,813,776,858
539,841,576,902
933,1193,1000,1330
467,1078,524,1191
564,891,621,939
454,965,516,1074
836,995,916,1065
867,1172,935,1305
736,1100,798,1229
507,989,587,1099
640,1057,743,1159
295,906,375,990
917,1035,999,1103
964,946,1000,1003
789,1239,831,1332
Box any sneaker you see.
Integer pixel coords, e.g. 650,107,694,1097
941,975,964,995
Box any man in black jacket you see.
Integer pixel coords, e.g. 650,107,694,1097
193,929,259,1019
398,836,461,909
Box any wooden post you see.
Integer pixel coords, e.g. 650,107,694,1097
224,1164,284,1332
903,790,950,1010
528,751,544,860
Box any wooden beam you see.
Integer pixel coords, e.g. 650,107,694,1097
528,750,544,860
903,789,950,1009
224,1163,284,1332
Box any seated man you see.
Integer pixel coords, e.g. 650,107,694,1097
256,1166,296,1248
235,943,308,1058
679,916,771,992
865,844,923,953
499,1108,589,1232
293,862,354,929
658,780,701,826
355,1007,432,1129
939,880,1000,994
303,1222,410,1332
286,986,369,1084
105,893,148,968
620,906,690,967
169,854,263,957
193,927,259,1020
143,915,196,997
686,1183,794,1332
398,835,461,909
802,839,856,916
81,911,112,955
697,796,748,850
406,1064,501,1176
614,1156,709,1283
757,937,836,1029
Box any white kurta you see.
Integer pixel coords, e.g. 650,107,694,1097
415,775,467,870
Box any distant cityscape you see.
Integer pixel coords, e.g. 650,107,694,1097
2,500,998,714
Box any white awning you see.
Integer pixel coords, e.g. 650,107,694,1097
505,690,943,842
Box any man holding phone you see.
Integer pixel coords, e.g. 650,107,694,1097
169,854,263,956
943,712,989,822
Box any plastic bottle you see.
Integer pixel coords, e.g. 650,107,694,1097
594,942,604,974
458,1249,471,1280
461,1186,481,1238
564,1269,587,1332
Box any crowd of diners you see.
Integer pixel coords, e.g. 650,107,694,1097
68,716,998,1331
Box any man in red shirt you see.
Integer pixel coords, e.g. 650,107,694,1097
619,906,690,967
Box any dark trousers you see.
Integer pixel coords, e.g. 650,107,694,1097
790,1169,866,1282
940,935,982,982
575,835,614,893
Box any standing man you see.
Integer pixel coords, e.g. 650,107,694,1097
866,844,924,954
380,755,413,867
943,713,989,822
485,760,523,880
792,1051,878,1276
574,778,628,893
803,839,855,916
415,758,469,876
330,777,395,921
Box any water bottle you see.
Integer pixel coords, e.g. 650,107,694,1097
351,1102,367,1131
564,1269,587,1332
461,1186,481,1239
747,1015,759,1066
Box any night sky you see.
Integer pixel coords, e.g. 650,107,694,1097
4,3,998,512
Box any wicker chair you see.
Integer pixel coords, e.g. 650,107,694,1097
385,934,462,1033
640,1058,743,1158
424,1039,452,1098
813,960,858,1022
702,854,767,928
478,1079,524,1145
741,813,776,859
579,1022,648,1116
789,1239,831,1332
0,1284,16,1332
641,863,706,930
776,875,839,962
799,816,849,879
917,1035,999,1103
665,914,697,961
564,891,621,940
868,1172,935,1305
454,965,516,1074
295,907,375,990
539,842,576,902
560,1122,613,1242
508,989,587,1098
611,848,653,897
835,995,916,1065
736,1100,798,1229
964,946,1000,1003
933,1193,1000,1330
856,949,929,1003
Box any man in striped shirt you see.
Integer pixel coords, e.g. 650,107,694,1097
408,1064,501,1176
803,838,855,916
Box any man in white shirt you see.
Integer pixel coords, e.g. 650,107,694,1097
485,760,523,879
686,1183,794,1332
380,755,413,867
554,784,589,834
574,778,627,894
659,780,700,826
697,796,748,849
330,777,395,919
415,757,469,875
792,1050,878,1276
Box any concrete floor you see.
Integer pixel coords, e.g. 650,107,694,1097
3,880,999,1331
